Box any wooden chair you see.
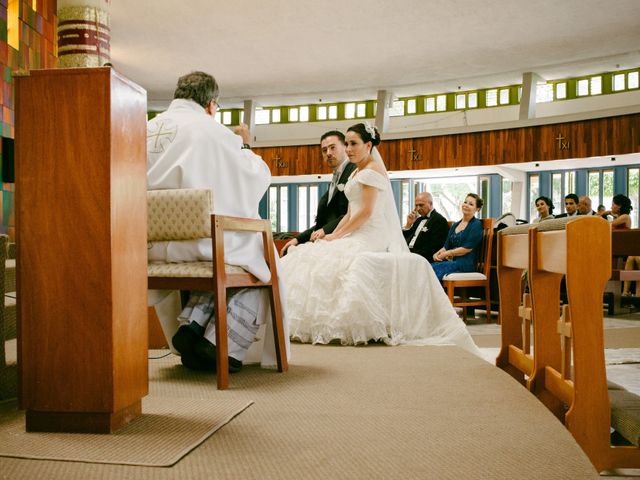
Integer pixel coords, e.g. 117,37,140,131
529,216,640,472
147,189,288,390
442,218,494,321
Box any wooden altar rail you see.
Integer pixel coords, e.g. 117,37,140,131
498,216,640,472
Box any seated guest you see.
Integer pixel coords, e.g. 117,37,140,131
402,192,448,262
555,193,579,218
533,195,554,223
578,195,596,215
602,194,633,230
597,204,606,216
280,130,356,255
432,193,484,281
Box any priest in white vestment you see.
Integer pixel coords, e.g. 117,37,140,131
147,71,289,371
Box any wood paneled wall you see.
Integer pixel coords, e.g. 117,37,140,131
254,113,640,176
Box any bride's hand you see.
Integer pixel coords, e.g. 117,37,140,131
323,233,337,242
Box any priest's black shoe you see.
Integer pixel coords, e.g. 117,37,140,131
171,325,198,356
194,337,243,373
180,350,215,371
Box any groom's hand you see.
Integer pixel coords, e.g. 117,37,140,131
310,228,326,241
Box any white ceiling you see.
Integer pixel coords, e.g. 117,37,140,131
109,0,640,110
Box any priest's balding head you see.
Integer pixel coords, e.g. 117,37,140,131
174,71,220,113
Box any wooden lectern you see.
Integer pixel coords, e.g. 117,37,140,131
15,67,148,433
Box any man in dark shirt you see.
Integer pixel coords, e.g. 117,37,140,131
402,192,449,262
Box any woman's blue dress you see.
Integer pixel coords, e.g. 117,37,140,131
431,217,484,280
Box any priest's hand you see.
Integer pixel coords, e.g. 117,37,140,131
310,228,326,242
234,123,252,145
280,238,298,256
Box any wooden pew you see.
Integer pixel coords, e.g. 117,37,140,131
529,216,640,472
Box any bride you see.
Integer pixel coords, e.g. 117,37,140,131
280,123,480,356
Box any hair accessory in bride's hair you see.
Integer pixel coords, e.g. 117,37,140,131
363,121,377,141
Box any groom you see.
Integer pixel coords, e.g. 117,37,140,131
280,130,356,255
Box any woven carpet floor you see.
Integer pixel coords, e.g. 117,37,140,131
0,343,600,480
0,396,252,467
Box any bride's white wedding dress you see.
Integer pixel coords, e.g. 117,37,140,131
280,167,480,356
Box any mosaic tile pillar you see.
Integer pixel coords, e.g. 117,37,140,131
57,0,109,67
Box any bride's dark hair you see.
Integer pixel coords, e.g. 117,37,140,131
347,123,381,147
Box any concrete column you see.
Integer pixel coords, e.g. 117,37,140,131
57,0,111,67
243,99,256,132
374,90,392,134
519,72,542,120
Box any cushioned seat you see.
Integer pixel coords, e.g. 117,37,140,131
443,272,487,281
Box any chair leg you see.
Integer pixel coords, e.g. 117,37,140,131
486,285,492,322
214,287,229,390
267,284,288,373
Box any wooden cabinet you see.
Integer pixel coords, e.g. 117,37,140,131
15,67,148,433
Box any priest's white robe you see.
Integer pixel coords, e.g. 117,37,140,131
147,98,289,367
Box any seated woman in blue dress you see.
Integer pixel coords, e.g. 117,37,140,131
431,193,484,281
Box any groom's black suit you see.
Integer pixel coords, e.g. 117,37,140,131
296,161,357,244
403,209,449,263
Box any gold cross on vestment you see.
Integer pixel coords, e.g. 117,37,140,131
148,121,176,151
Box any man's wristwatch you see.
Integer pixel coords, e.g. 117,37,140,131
241,143,251,149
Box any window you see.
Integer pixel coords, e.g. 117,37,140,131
590,76,602,95
577,79,589,96
468,92,478,108
455,94,466,110
296,184,320,231
289,107,299,122
255,109,270,125
317,106,327,121
214,111,222,123
400,180,411,221
299,106,309,122
552,173,562,212
8,0,18,50
425,97,436,112
271,108,281,123
556,82,567,99
222,111,232,125
588,171,600,199
502,178,513,214
628,168,639,228
629,71,639,89
297,186,308,230
529,175,539,220
536,84,553,103
486,89,498,107
414,176,477,221
269,186,288,233
328,105,338,119
356,103,367,117
613,73,626,92
345,102,356,119
564,171,575,197
436,95,447,112
602,169,614,213
406,99,416,114
499,88,510,105
389,100,404,117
